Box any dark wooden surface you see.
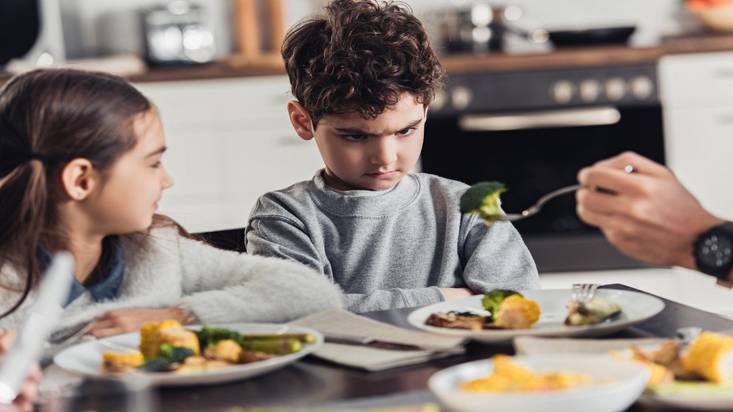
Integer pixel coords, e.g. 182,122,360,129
132,284,733,412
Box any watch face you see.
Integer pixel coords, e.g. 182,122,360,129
700,234,733,268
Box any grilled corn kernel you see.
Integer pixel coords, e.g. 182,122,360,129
494,295,541,329
682,332,733,383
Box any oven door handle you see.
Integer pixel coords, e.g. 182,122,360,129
458,107,621,131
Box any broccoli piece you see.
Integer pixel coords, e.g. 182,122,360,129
459,181,507,225
481,289,522,318
196,325,244,348
140,345,195,372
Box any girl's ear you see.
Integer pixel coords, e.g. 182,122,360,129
60,158,96,201
287,100,315,141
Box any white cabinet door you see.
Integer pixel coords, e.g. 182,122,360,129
134,77,324,233
664,106,733,219
660,53,733,221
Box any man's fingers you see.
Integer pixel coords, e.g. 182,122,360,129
578,166,646,197
593,151,669,178
576,187,633,216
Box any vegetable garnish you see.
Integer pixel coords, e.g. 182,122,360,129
460,181,507,225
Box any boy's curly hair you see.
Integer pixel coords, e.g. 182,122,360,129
282,0,444,126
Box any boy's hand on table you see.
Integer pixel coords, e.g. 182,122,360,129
87,307,196,339
440,288,474,300
0,330,42,412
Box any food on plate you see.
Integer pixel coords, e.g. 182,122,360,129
682,331,733,383
102,321,315,374
617,331,733,395
459,181,507,225
460,355,593,393
425,311,490,331
140,320,201,359
102,351,145,373
565,296,622,326
492,294,541,329
425,289,540,330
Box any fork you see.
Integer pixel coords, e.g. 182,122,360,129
494,184,580,222
494,164,636,223
571,283,599,304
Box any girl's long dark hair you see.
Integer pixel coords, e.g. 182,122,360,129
0,69,152,318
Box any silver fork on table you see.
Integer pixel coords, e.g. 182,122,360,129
571,283,599,304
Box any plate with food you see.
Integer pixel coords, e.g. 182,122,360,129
407,288,665,342
54,320,323,386
612,330,733,411
428,354,649,412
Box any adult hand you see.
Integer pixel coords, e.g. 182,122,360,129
440,288,474,300
87,307,195,339
576,151,724,269
0,330,42,412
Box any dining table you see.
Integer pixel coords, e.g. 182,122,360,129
64,284,733,411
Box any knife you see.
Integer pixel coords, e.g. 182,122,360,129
0,252,74,405
323,333,427,351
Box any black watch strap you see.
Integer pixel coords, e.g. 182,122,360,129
694,221,733,280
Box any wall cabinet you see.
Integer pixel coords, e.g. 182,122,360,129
134,76,323,233
660,51,733,219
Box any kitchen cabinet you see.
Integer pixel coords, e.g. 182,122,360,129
660,51,733,220
134,76,323,233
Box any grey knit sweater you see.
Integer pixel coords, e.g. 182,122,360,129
246,171,539,312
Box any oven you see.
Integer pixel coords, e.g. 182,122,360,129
421,63,665,272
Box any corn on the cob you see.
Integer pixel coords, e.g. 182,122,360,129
138,319,199,359
682,331,733,383
494,295,541,329
102,351,144,373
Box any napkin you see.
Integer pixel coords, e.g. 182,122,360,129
290,309,465,371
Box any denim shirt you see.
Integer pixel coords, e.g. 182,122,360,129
38,241,125,307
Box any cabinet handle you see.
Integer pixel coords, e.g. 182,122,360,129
458,107,621,131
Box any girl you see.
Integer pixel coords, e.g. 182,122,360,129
0,69,342,345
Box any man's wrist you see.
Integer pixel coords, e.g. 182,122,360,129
716,269,733,288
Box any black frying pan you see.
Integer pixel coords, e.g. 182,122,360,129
546,26,636,47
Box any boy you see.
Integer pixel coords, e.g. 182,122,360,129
246,0,539,312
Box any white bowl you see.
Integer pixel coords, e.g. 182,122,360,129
428,354,650,412
694,4,733,33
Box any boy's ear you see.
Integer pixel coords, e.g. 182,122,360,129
287,100,315,141
60,158,97,201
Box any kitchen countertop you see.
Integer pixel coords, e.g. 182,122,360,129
5,32,733,84
98,32,733,82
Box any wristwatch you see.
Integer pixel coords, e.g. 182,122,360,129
694,221,733,282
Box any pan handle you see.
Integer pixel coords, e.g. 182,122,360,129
458,107,621,131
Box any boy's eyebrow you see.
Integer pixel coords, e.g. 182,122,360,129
145,146,167,157
333,117,424,136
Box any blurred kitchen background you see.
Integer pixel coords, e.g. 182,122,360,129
3,0,733,313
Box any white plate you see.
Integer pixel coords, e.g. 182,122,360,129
408,289,665,343
429,354,650,412
54,323,323,386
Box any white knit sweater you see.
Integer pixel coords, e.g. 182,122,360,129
0,226,343,349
